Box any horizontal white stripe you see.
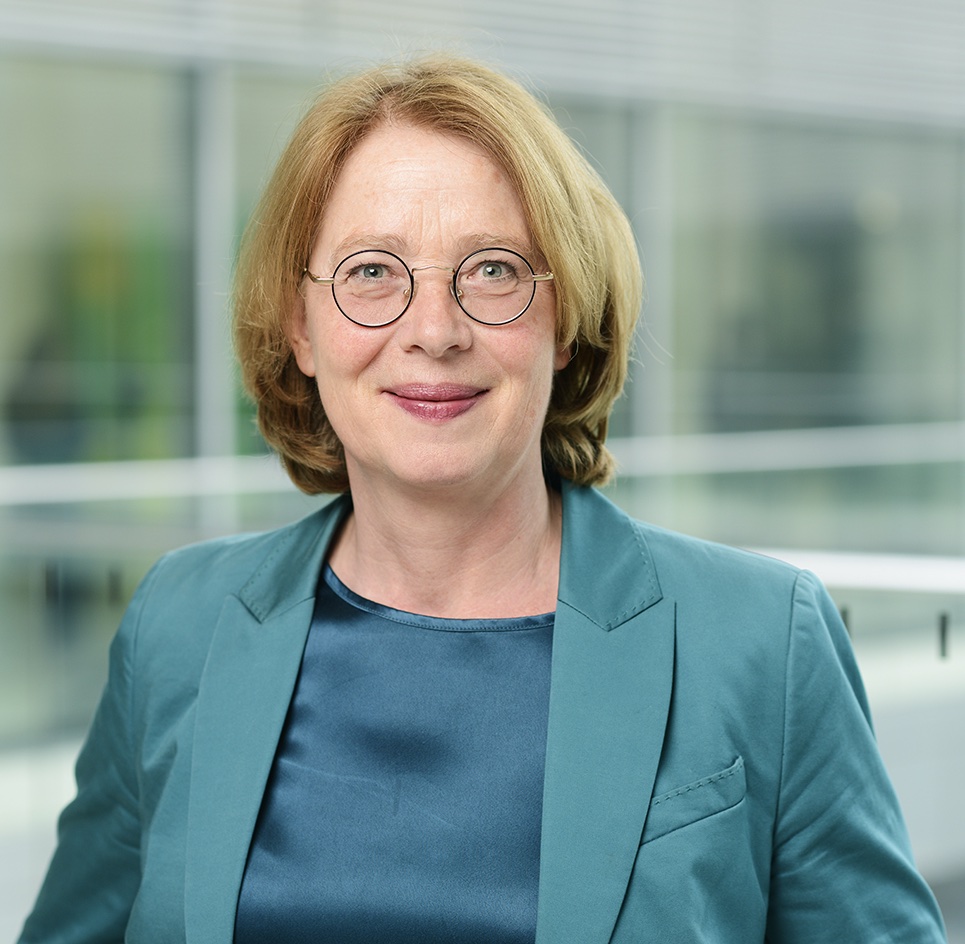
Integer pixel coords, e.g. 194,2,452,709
1,423,962,507
0,454,294,505
608,422,965,476
752,547,965,594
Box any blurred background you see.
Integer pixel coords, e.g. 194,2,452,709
1,0,963,937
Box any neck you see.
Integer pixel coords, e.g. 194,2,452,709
328,471,562,619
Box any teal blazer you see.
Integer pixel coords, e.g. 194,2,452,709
21,483,945,943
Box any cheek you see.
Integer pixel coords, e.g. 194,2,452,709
518,312,563,390
309,322,389,408
309,305,384,370
525,292,563,372
505,339,561,420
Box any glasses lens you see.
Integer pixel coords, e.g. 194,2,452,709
455,249,537,325
332,250,411,326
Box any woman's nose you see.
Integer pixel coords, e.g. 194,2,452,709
398,268,472,355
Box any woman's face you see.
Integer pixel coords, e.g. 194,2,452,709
290,122,567,497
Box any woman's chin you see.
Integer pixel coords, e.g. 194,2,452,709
348,446,535,499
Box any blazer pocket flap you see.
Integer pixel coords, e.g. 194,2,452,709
641,756,746,845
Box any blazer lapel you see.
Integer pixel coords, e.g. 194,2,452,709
536,484,675,944
183,497,350,943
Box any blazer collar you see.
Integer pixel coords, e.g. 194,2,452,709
237,495,352,623
557,480,663,628
536,482,675,944
232,483,659,627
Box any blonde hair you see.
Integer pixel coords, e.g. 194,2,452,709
234,54,642,492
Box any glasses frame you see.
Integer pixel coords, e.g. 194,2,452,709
302,247,554,327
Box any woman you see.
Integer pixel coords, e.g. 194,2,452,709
21,55,945,943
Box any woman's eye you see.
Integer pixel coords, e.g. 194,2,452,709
475,259,516,280
342,261,398,282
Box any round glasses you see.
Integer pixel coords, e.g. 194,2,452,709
303,248,554,327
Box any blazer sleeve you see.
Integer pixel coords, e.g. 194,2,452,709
17,563,160,944
765,570,947,943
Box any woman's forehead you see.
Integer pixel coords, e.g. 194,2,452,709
314,124,534,262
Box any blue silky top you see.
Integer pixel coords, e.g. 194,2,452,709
234,565,554,944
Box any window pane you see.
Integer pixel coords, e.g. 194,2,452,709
0,57,192,466
670,111,961,433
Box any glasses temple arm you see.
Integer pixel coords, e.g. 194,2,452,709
302,268,335,285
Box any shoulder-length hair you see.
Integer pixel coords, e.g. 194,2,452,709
234,54,643,493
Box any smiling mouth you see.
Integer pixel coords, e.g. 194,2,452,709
386,383,488,420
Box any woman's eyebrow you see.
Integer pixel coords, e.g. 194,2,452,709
329,233,409,260
455,233,534,255
326,232,537,264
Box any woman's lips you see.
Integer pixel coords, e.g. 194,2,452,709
386,383,487,420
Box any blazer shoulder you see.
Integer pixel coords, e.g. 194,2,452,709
634,517,848,674
638,517,801,594
561,483,808,633
568,481,801,593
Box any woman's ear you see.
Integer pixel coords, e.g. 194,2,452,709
288,293,318,378
554,338,577,371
